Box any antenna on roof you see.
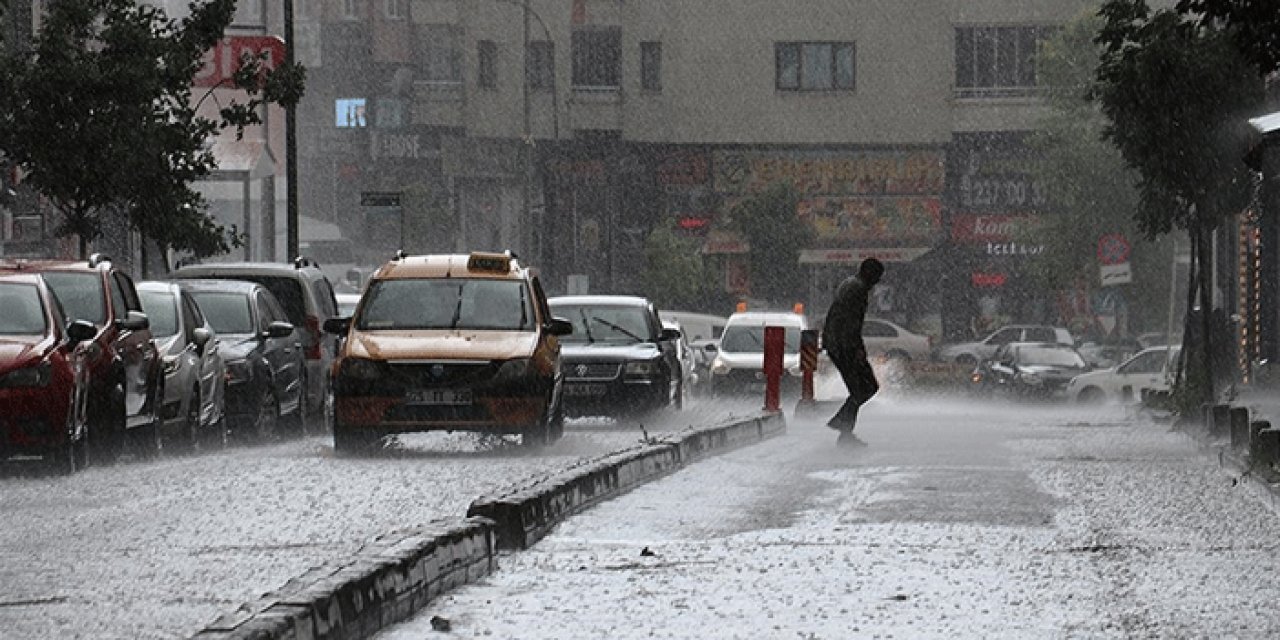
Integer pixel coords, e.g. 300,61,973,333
393,250,408,261
87,253,111,268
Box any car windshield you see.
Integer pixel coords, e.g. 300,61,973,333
40,272,105,325
719,325,802,353
138,290,179,338
0,283,47,335
552,304,651,344
358,278,532,331
189,292,254,335
1019,346,1086,368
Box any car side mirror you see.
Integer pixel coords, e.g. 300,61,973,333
192,327,213,353
702,343,718,355
660,328,682,342
323,317,351,335
117,310,150,331
546,317,573,336
66,319,97,344
265,321,294,339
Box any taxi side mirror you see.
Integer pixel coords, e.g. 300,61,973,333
547,317,573,336
324,317,351,335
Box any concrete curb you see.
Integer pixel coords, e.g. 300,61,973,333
191,411,785,640
469,411,786,550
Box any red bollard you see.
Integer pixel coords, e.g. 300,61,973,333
763,325,784,412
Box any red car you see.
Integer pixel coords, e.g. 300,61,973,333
0,273,97,473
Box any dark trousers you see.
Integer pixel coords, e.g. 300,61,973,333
828,345,879,431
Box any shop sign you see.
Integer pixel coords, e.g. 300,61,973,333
703,230,749,254
985,242,1044,257
1100,263,1132,286
951,214,1039,243
971,272,1008,288
799,196,942,244
950,133,1048,214
799,247,931,264
371,131,430,161
713,150,944,196
657,151,709,186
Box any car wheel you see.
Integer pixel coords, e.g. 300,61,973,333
171,388,202,454
48,396,86,475
130,416,163,461
673,379,685,411
289,377,309,436
1077,387,1106,404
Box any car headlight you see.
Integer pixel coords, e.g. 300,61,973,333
494,358,533,382
338,357,382,381
710,359,730,375
624,360,660,376
0,362,51,388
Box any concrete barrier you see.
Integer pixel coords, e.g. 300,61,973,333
1230,407,1251,453
192,411,785,640
469,411,786,550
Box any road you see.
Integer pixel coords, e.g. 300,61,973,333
379,396,1280,639
0,399,759,640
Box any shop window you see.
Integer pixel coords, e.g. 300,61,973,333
384,0,405,19
527,41,555,91
775,42,855,91
416,24,462,84
640,41,662,91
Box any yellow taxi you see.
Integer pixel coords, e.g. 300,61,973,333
324,251,572,453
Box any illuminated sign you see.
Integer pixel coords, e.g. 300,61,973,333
335,98,367,128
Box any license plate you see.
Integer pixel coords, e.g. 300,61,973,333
406,389,473,405
565,383,607,397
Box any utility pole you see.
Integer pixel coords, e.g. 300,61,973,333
284,0,299,262
521,0,533,259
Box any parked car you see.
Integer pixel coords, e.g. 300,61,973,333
177,280,306,442
705,310,808,398
936,324,1075,366
549,295,684,416
0,273,98,473
863,318,931,361
1065,346,1181,404
171,258,338,431
1076,337,1142,370
326,251,572,452
970,341,1090,399
138,281,227,451
659,311,726,396
2,255,164,461
662,318,697,401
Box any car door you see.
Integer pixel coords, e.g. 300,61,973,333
182,292,221,420
861,319,896,357
260,290,304,411
111,272,157,425
1114,350,1168,401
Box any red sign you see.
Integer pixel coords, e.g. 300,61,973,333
1097,234,1130,265
951,214,1037,244
194,36,286,88
971,272,1008,288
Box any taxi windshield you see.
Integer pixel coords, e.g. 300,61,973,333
358,278,533,331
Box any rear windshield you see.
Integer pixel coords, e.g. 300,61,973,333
358,278,533,331
189,292,254,335
194,275,306,326
0,283,47,335
138,290,179,338
719,325,802,353
551,304,651,344
41,272,105,325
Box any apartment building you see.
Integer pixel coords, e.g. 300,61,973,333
295,0,1095,335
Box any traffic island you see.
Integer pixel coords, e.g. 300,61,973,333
191,410,785,640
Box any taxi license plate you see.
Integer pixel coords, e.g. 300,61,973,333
406,389,473,405
565,383,607,397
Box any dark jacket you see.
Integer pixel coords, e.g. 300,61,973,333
822,274,871,351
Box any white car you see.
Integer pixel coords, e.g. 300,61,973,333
935,324,1075,366
862,318,931,361
662,318,698,397
1065,346,1180,404
706,310,807,397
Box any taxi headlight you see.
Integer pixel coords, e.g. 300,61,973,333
625,360,660,376
710,359,730,375
0,362,51,388
339,357,382,381
495,358,533,381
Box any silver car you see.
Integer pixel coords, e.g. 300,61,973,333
138,281,227,451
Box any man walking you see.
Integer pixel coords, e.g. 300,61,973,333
821,258,884,445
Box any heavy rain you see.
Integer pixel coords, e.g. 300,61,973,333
2,0,1280,638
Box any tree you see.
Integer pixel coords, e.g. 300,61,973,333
1176,0,1280,75
640,225,707,311
1024,10,1175,335
0,0,305,259
725,182,814,306
1094,0,1266,403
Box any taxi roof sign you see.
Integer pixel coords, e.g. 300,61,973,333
467,252,514,274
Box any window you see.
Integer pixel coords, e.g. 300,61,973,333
342,0,360,20
384,0,405,19
527,41,555,91
571,27,621,89
955,26,1053,97
416,25,463,83
478,40,497,89
775,42,855,91
640,41,662,91
1025,327,1055,342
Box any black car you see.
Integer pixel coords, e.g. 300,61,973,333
548,295,683,417
970,341,1090,399
177,280,306,441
